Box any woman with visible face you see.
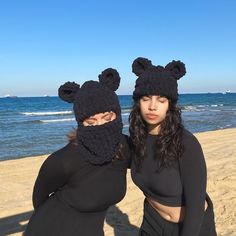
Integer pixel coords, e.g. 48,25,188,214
139,95,169,134
129,57,217,236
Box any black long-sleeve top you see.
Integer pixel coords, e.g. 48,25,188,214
131,129,207,236
33,135,130,212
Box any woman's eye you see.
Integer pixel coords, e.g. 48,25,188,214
86,120,94,125
142,96,150,101
159,98,167,103
104,115,112,121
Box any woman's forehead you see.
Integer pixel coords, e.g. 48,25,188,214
142,95,166,98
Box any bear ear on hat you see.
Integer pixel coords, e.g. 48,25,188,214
58,82,80,103
165,60,186,80
132,57,152,76
98,68,121,91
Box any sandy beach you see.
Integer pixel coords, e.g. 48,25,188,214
0,128,236,236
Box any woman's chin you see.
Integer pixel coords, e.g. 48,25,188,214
145,119,160,126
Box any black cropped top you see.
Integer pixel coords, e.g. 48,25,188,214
131,133,183,206
131,129,207,236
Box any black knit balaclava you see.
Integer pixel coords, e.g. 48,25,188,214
58,68,123,165
132,57,186,101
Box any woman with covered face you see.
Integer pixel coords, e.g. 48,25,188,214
25,68,130,236
129,57,217,236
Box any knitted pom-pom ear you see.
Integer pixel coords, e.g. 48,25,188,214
165,60,186,80
98,68,120,91
58,82,80,103
132,57,152,76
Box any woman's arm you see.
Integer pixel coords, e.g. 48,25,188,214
179,132,207,236
32,147,70,209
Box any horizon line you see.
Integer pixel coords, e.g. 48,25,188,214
1,92,235,98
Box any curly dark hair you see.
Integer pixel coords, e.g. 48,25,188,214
129,98,184,171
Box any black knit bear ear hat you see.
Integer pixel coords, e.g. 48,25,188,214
58,68,121,123
132,57,186,101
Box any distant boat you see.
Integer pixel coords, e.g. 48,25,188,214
43,94,50,97
4,94,18,98
222,90,231,95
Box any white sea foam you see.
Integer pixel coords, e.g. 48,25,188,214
121,108,131,112
122,112,130,116
22,111,72,116
182,106,204,112
219,124,232,129
197,105,209,107
184,104,224,110
40,118,75,123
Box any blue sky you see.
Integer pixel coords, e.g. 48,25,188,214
1,0,236,96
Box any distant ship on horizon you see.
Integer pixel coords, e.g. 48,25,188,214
222,90,231,94
3,94,18,98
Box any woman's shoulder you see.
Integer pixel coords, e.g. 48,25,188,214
45,142,89,174
50,142,78,157
45,142,83,168
180,128,205,164
182,128,201,147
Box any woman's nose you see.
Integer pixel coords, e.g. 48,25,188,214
149,99,157,110
97,118,105,125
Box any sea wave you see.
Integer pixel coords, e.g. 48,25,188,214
219,124,232,129
121,108,131,112
121,112,130,116
182,106,204,112
21,111,73,116
182,104,224,112
210,109,221,112
40,118,75,123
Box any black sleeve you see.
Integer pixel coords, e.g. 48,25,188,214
32,146,71,209
179,132,207,236
121,134,132,168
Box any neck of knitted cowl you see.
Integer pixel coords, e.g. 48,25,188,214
76,117,123,165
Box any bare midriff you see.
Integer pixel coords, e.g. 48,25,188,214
146,197,208,223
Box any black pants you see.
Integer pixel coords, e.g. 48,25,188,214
139,195,217,236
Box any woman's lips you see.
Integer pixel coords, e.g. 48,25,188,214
146,114,158,120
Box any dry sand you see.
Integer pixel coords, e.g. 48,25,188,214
0,128,236,236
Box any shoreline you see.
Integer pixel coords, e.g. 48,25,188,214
1,127,236,162
0,128,236,235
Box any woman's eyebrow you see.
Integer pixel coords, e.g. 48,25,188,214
86,117,96,121
102,113,111,118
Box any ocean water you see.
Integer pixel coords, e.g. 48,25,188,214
0,93,236,161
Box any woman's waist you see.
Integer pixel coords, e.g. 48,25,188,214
146,196,208,223
55,193,109,214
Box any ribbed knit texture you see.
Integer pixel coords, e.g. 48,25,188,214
133,67,178,100
132,57,186,101
74,81,121,122
77,117,123,165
